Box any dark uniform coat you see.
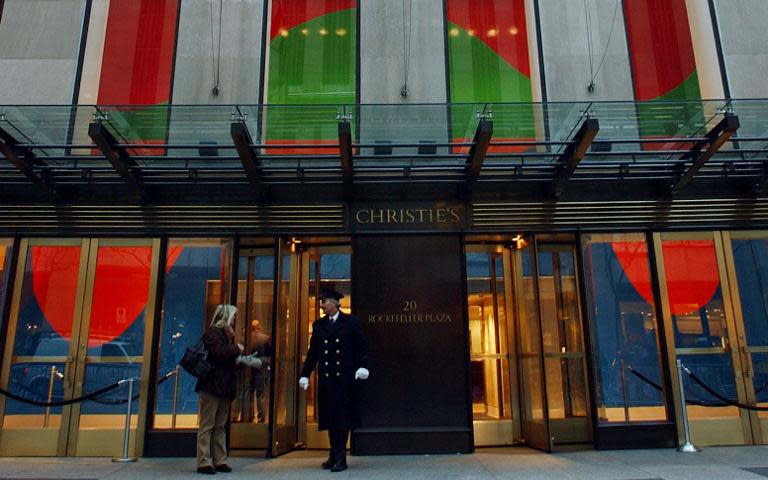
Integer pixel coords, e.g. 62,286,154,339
195,327,241,400
300,311,368,431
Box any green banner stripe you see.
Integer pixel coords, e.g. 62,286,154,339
448,22,534,139
266,9,355,142
638,72,704,138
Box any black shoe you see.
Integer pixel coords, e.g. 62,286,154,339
321,459,333,469
214,464,232,473
197,466,216,475
330,462,348,472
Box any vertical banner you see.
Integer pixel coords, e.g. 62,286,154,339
352,235,472,454
623,0,702,148
79,0,179,154
446,0,534,152
265,0,357,154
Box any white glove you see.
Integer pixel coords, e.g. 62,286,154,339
354,368,369,380
299,377,309,390
240,354,262,368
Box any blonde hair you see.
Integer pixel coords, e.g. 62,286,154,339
211,304,237,328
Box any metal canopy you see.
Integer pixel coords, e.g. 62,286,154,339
338,121,353,202
230,121,263,196
464,118,493,199
550,117,599,198
668,113,740,195
0,100,766,202
88,121,145,199
0,124,58,199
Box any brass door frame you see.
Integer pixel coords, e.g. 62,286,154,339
0,238,159,457
230,246,275,450
299,244,351,450
71,238,159,457
536,241,592,445
512,238,552,452
721,231,767,444
653,231,754,446
502,247,522,443
0,238,87,455
268,238,302,457
465,244,522,446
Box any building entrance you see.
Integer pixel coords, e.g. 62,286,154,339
229,240,352,454
0,238,160,456
228,235,594,455
467,237,592,450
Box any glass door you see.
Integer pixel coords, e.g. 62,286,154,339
465,246,519,446
515,243,552,451
654,231,753,446
268,239,301,456
230,248,275,450
0,238,159,456
300,245,352,449
536,243,592,445
725,231,768,445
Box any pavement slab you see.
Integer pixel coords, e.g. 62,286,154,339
0,446,766,480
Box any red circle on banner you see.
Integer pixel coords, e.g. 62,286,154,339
611,240,720,316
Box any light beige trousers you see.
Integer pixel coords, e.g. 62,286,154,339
197,391,231,468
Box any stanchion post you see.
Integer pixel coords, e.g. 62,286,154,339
620,360,629,422
676,359,699,452
113,378,138,462
172,366,180,428
43,365,57,428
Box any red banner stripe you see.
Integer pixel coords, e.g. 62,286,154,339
98,0,179,105
623,0,697,100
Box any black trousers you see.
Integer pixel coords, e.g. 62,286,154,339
328,429,349,465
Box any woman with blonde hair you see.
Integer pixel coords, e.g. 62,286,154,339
195,304,260,474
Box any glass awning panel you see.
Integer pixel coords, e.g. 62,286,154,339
1,100,767,187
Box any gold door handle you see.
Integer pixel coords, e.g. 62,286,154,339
740,346,753,379
62,356,75,389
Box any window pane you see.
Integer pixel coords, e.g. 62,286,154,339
582,233,667,422
4,245,81,425
153,239,233,429
730,237,768,416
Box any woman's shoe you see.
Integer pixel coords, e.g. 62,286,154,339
197,466,216,475
214,464,232,473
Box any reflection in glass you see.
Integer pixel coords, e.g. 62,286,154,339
730,238,768,417
3,245,81,429
581,234,667,423
153,239,232,429
232,253,274,429
519,250,544,422
78,245,152,431
660,237,739,421
537,247,588,420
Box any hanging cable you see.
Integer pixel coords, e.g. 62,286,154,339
584,0,595,92
210,0,223,96
585,0,620,93
401,0,412,97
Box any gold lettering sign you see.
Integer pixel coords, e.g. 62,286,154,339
366,298,453,324
367,313,453,324
354,207,462,226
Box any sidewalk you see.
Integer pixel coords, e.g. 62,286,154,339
0,446,767,480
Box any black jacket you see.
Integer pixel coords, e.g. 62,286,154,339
195,327,241,400
301,311,368,430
